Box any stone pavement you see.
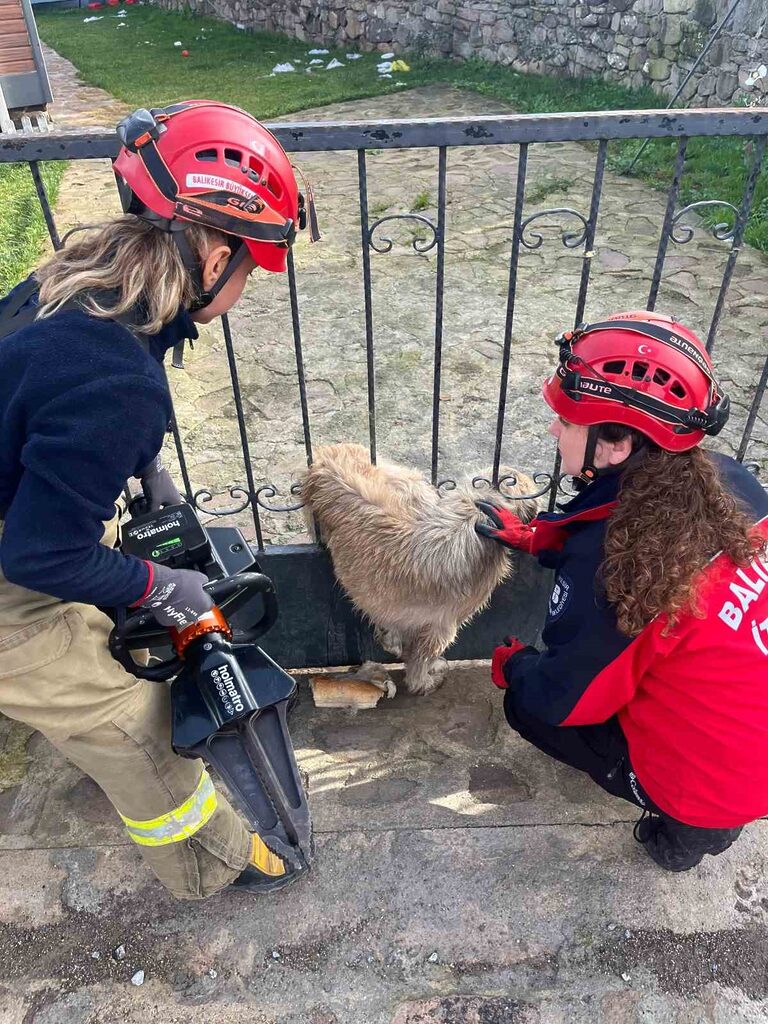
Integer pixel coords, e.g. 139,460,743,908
2,663,768,1023
37,49,768,545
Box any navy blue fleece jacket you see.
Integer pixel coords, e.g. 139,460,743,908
0,278,197,608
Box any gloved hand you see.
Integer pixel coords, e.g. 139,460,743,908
475,501,536,552
134,560,213,630
491,636,532,689
138,454,183,512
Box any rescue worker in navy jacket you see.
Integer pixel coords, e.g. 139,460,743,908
0,101,318,898
476,311,768,872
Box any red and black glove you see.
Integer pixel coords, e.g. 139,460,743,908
491,636,536,689
475,502,567,556
475,502,536,552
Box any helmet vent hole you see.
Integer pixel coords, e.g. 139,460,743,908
603,360,626,375
266,173,283,199
225,148,243,167
653,368,671,386
670,380,687,399
195,148,218,163
631,361,648,381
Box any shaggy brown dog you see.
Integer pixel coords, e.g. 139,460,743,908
300,443,540,694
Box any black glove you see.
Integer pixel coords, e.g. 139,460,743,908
138,454,183,512
136,561,213,630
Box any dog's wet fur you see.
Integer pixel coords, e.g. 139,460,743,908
300,443,540,694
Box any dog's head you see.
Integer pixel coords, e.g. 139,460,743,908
471,467,542,524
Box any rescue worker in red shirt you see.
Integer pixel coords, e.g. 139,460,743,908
476,311,768,872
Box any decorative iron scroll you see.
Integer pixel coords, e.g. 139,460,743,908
556,474,582,498
255,482,305,513
520,208,589,250
471,472,555,502
436,472,553,501
670,200,739,244
367,214,439,254
192,486,251,517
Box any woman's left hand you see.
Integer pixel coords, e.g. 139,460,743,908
491,636,529,689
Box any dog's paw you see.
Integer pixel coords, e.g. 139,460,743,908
429,657,449,683
405,658,449,695
374,625,403,658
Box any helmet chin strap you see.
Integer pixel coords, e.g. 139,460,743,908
578,424,650,485
578,424,601,484
173,231,249,313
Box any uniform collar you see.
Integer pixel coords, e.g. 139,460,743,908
144,308,199,363
535,470,622,528
557,470,622,514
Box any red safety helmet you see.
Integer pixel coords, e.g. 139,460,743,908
542,311,730,455
114,101,319,305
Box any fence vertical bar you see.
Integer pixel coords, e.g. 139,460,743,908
736,352,768,463
647,137,688,312
29,161,61,250
167,410,193,500
574,139,608,326
286,248,313,466
358,149,377,464
492,143,529,487
707,135,766,353
221,312,265,550
431,146,448,486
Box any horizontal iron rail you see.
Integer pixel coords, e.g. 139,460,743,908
2,108,768,162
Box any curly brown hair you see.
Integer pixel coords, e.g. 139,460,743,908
599,425,762,636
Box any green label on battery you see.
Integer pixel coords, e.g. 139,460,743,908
151,537,184,558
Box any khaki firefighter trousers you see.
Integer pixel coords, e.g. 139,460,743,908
0,516,250,899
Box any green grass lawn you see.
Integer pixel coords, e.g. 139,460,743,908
0,162,65,296
3,4,765,294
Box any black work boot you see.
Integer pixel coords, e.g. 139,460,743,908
230,833,304,895
634,811,742,872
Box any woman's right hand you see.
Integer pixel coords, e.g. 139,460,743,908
134,561,213,630
475,501,537,552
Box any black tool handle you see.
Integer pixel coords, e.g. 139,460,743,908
108,572,278,681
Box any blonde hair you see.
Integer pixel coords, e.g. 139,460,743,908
35,215,226,335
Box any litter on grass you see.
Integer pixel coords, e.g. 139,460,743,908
326,58,344,69
272,63,296,73
346,53,362,59
307,48,329,54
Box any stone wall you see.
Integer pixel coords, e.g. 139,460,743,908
154,0,768,106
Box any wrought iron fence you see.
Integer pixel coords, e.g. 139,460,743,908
2,107,768,551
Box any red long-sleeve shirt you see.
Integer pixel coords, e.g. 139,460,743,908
507,453,768,828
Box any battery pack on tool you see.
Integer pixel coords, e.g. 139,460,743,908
121,502,211,570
